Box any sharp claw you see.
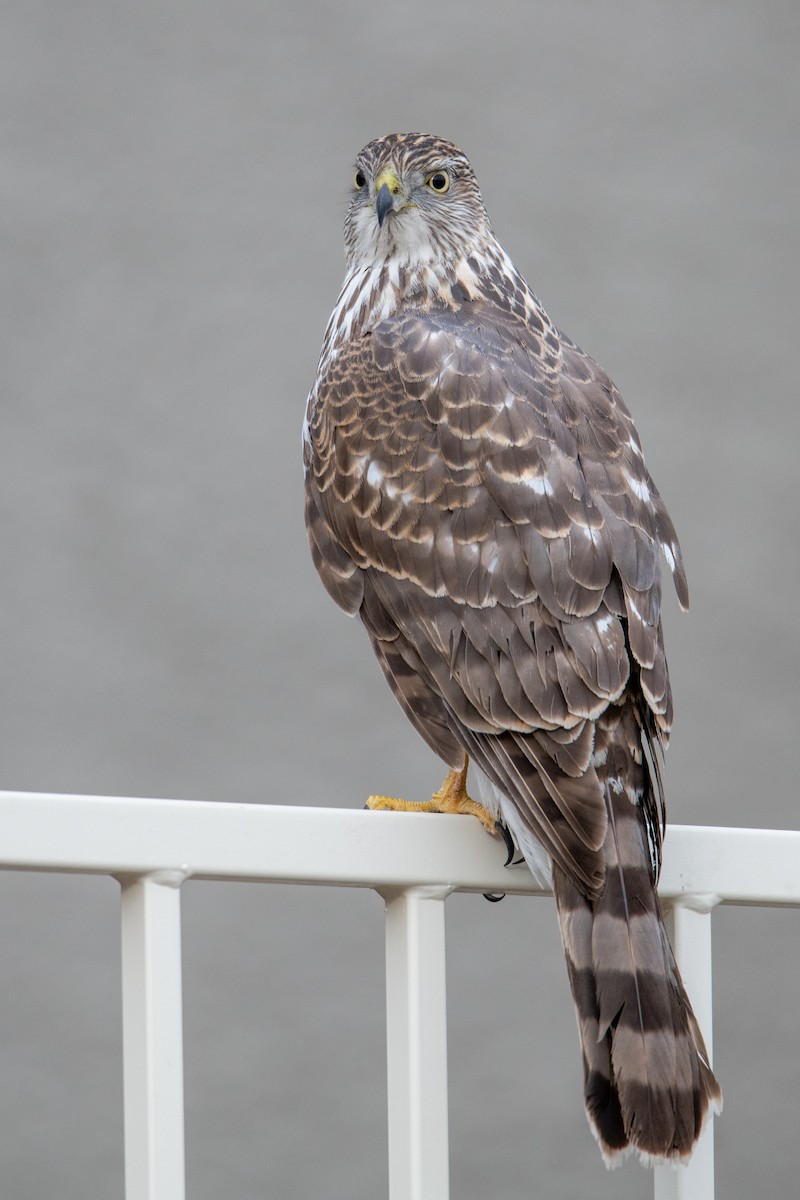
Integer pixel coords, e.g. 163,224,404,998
496,820,516,867
483,892,506,903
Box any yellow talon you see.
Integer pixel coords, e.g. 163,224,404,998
366,756,497,836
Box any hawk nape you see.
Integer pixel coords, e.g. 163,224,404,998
303,132,721,1166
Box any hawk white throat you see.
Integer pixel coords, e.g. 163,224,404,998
303,132,721,1165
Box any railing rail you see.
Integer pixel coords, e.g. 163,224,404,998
2,790,799,1200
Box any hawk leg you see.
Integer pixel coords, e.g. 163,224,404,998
366,755,497,835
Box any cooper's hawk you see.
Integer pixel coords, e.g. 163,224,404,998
303,132,721,1165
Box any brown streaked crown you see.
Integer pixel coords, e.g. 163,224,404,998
354,132,473,177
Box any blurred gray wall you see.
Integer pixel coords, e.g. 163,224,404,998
2,1,799,1196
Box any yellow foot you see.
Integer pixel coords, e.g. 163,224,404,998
366,757,497,835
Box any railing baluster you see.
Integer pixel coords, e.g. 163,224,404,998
382,887,451,1200
654,897,718,1200
120,872,187,1200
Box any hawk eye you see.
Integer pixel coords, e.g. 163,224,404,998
354,170,366,190
427,171,450,193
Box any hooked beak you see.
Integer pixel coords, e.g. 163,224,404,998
376,183,393,227
374,169,402,227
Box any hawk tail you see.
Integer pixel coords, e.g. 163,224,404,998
552,784,721,1166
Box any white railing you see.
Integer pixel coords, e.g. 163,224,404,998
1,790,799,1200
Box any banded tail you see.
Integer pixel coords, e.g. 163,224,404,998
553,724,722,1164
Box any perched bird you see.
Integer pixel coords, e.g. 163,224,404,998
303,132,721,1166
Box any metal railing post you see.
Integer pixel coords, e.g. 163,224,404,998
654,896,719,1200
382,887,451,1200
120,872,187,1200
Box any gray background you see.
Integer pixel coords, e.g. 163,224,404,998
2,1,798,1197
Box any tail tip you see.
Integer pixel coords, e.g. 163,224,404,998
588,1084,723,1170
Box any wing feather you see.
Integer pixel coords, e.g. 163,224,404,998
304,300,685,888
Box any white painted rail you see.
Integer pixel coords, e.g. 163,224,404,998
1,790,799,1200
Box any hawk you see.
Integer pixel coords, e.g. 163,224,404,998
303,132,721,1165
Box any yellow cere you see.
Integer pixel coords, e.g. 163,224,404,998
374,169,402,197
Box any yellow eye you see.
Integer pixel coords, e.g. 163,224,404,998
426,171,450,193
354,170,366,190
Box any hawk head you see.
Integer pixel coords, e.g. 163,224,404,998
344,133,492,271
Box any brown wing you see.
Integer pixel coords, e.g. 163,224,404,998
303,301,687,896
